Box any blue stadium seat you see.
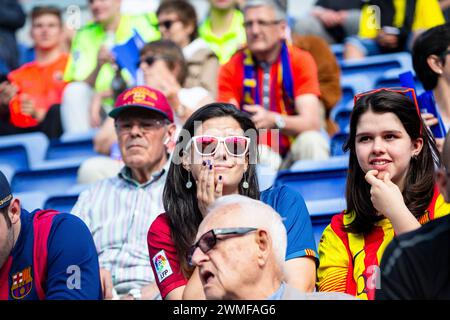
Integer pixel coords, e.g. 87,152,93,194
290,155,348,171
0,164,15,182
330,132,349,156
340,52,413,79
45,139,98,161
330,74,373,132
11,166,79,195
374,70,425,95
60,128,98,142
44,194,79,213
331,43,344,61
307,198,347,246
16,191,48,212
0,132,48,167
332,103,352,134
0,144,29,171
256,164,277,191
274,158,348,202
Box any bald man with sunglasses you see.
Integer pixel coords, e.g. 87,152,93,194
190,195,355,300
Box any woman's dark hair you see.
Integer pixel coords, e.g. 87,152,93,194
164,103,260,275
156,0,199,42
343,90,440,233
140,39,188,85
412,22,450,91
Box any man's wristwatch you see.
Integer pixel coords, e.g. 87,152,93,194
274,114,286,129
128,288,142,300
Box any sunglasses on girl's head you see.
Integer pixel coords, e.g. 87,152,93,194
353,87,422,135
190,135,250,157
187,228,257,267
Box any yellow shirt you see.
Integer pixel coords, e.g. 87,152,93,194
359,0,445,39
317,187,450,300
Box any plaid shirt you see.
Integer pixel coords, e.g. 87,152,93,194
72,163,168,294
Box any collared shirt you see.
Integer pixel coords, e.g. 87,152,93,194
267,282,286,300
71,162,169,294
199,9,246,64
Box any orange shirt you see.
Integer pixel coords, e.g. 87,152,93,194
218,45,320,108
217,45,320,155
8,53,68,127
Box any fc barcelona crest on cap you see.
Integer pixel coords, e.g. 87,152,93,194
11,267,33,299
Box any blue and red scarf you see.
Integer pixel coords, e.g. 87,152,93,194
242,41,295,112
242,41,296,156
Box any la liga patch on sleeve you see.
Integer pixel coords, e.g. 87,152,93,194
152,250,173,283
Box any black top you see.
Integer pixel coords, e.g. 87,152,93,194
376,214,450,300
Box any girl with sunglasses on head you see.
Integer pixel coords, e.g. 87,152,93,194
147,103,318,300
317,88,450,300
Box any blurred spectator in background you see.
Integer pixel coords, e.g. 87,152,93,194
72,86,176,300
345,0,445,60
294,0,362,44
61,0,160,134
0,0,26,77
82,39,213,180
156,0,219,98
199,0,246,64
138,40,213,126
218,0,329,170
412,23,450,132
0,6,67,139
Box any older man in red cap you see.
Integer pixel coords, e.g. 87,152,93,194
71,86,176,300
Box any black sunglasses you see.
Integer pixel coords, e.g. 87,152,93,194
137,55,170,68
155,19,180,30
187,227,257,267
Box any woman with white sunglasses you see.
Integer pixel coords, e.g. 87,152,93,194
147,103,317,299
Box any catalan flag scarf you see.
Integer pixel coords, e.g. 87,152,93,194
242,41,295,156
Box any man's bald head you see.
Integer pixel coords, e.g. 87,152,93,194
202,195,287,269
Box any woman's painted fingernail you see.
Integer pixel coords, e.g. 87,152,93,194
219,175,222,180
202,161,206,166
209,164,213,170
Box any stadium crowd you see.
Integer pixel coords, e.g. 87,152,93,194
1,0,450,300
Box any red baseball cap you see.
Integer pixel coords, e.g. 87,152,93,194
109,86,174,123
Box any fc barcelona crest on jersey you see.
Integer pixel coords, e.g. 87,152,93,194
11,267,33,299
